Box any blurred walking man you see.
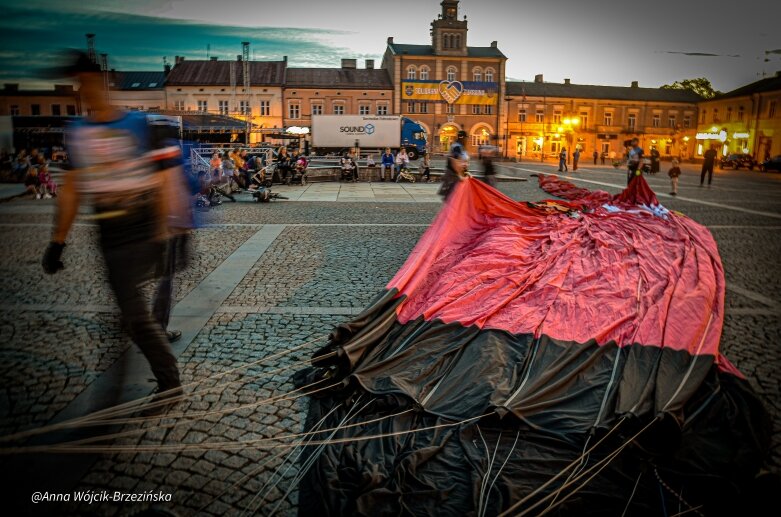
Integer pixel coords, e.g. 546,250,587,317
41,51,182,409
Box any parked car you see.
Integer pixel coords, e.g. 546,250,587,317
719,153,755,170
759,155,781,172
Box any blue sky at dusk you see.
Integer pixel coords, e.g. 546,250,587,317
1,0,780,92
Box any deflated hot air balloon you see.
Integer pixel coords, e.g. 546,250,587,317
295,175,772,516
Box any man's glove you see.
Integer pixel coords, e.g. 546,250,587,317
42,242,65,274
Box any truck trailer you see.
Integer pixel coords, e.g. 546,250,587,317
311,115,427,160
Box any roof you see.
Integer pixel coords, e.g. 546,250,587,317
387,42,506,59
505,81,702,103
112,71,166,90
0,86,77,97
166,60,286,86
713,73,781,100
285,68,392,89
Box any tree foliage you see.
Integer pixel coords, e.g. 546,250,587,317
661,78,721,99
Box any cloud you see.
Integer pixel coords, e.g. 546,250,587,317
664,51,741,58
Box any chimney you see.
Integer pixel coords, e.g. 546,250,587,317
4,83,19,91
283,55,288,63
534,74,544,83
164,64,171,75
490,41,497,48
174,56,184,65
210,56,218,61
564,78,570,85
237,55,242,61
631,80,639,88
365,59,375,69
387,37,394,44
341,58,357,69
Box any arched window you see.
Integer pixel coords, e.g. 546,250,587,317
443,34,450,49
471,126,491,147
446,66,457,82
485,68,495,83
454,35,461,48
420,66,430,81
407,65,416,80
472,67,482,82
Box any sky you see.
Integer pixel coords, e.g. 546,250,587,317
1,0,780,92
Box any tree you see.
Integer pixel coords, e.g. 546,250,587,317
661,78,721,99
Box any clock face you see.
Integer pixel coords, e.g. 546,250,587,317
447,8,455,18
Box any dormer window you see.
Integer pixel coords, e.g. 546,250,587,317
131,82,141,87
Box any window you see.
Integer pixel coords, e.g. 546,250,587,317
700,109,706,123
443,34,450,49
485,68,494,83
289,103,300,119
668,115,676,128
311,103,323,116
219,100,229,115
419,103,428,114
407,66,416,80
518,107,527,122
471,128,491,147
712,108,718,123
51,104,61,116
484,105,493,115
174,100,184,111
604,112,613,125
652,114,660,128
131,82,141,88
420,67,430,80
535,110,544,123
725,108,732,122
333,104,344,115
359,104,370,115
446,104,455,114
377,104,388,115
737,106,744,121
148,82,157,88
472,105,481,115
260,100,270,116
446,66,457,82
553,111,562,124
683,115,691,128
665,142,672,155
66,105,76,116
601,142,610,154
407,101,415,113
197,100,208,112
473,68,482,82
770,101,777,118
9,105,19,116
454,35,461,48
628,114,636,130
239,100,250,115
31,104,40,116
579,112,588,129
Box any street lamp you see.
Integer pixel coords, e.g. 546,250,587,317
561,117,580,162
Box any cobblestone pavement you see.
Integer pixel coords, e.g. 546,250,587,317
0,163,779,515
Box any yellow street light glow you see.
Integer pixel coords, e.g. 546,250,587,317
557,127,563,133
711,126,718,132
683,136,690,141
563,118,571,125
572,117,580,125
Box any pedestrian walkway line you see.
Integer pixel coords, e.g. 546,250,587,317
502,165,781,220
726,284,781,310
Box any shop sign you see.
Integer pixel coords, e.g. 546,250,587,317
732,132,750,139
402,80,498,105
696,129,727,142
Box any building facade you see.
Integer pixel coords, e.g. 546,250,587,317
283,59,393,131
0,84,80,117
504,77,700,161
695,72,781,161
164,56,286,144
382,0,506,154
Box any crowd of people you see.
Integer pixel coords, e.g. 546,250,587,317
1,147,59,199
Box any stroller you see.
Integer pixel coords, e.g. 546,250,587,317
340,156,358,182
287,156,309,186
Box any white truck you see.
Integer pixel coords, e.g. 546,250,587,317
310,115,427,159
